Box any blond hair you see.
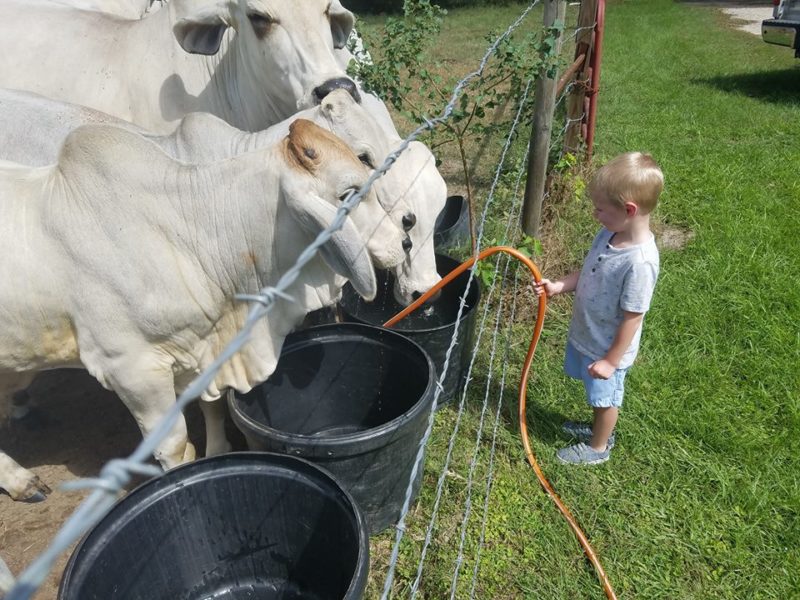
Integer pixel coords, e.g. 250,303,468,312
589,152,663,214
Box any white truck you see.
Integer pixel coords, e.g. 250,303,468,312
762,0,800,57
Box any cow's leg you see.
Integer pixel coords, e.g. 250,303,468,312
0,554,13,596
11,387,30,418
0,452,51,502
10,386,48,430
0,372,35,422
107,362,195,470
0,373,50,501
199,398,232,457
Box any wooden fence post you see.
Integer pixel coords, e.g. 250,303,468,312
563,0,598,154
521,0,567,239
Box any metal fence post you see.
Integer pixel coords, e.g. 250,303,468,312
521,0,567,238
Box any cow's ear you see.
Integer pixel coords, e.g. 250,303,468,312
329,1,354,49
173,13,228,55
286,190,377,300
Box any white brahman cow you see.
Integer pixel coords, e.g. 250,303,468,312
0,86,441,304
0,118,407,502
0,0,358,133
334,41,449,304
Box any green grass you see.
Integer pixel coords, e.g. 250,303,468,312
359,2,800,598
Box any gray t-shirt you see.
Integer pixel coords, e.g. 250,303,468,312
567,228,659,368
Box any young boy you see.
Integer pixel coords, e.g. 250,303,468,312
535,152,663,465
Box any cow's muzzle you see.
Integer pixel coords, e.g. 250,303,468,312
313,77,361,104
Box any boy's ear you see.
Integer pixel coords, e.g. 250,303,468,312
624,202,638,217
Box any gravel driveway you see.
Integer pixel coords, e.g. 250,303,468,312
721,5,773,35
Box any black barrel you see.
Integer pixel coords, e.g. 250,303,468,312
59,453,369,600
434,194,471,252
339,253,480,407
229,323,436,535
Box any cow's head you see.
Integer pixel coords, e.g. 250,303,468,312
171,0,360,129
390,142,447,306
281,119,408,300
318,90,418,228
316,92,441,306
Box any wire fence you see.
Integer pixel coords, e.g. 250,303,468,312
1,1,603,598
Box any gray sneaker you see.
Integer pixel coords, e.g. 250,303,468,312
556,442,610,465
561,421,616,449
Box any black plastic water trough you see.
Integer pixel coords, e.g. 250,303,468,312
59,453,369,600
339,253,481,407
229,323,436,535
434,194,471,252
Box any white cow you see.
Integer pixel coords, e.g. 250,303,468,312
0,87,439,304
0,118,407,501
0,0,358,133
335,42,448,303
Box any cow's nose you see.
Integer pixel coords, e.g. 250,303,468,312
402,212,417,232
412,291,422,301
313,77,361,103
402,236,413,253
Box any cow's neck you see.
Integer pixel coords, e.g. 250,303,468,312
238,106,326,155
193,35,294,133
60,130,278,299
176,155,284,294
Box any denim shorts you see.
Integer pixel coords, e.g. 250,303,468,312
564,341,628,408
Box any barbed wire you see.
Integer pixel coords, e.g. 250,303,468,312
469,225,527,599
394,4,593,590
447,189,528,598
411,103,529,597
392,77,536,600
464,125,530,598
380,4,545,595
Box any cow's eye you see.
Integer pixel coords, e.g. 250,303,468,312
339,188,357,203
248,13,273,39
358,153,375,169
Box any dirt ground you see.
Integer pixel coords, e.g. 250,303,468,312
0,370,213,600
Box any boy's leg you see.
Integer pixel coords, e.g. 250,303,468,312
590,406,618,452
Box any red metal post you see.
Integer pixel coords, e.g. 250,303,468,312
585,0,605,156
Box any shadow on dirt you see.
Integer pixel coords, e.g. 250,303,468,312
0,369,249,482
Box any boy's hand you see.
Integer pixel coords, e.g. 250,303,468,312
588,359,616,380
534,278,563,297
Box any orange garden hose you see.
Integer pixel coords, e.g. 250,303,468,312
384,245,618,600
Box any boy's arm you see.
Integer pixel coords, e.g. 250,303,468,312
534,270,580,297
588,310,645,379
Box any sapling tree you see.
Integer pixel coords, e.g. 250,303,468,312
348,0,556,253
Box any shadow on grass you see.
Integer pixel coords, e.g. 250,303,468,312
456,373,575,448
692,68,800,104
